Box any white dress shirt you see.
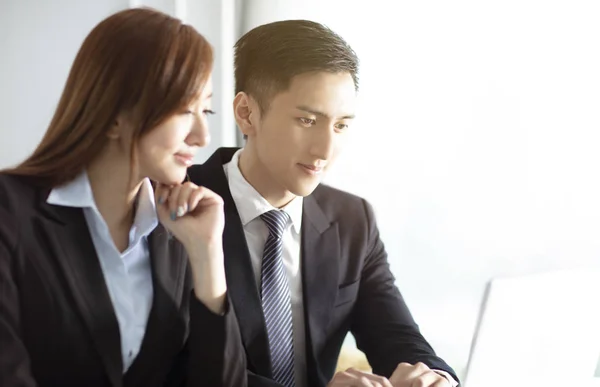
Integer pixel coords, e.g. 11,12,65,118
224,149,307,387
47,172,158,373
225,149,457,387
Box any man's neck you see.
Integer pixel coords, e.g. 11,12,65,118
237,148,296,209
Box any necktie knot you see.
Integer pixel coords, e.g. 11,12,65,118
260,210,290,240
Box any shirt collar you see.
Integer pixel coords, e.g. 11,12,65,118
224,149,303,234
131,178,159,239
46,171,95,208
47,171,158,239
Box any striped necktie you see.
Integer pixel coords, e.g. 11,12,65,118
260,210,295,387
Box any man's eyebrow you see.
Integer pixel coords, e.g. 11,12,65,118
296,105,355,120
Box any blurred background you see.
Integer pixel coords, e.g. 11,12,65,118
1,0,600,380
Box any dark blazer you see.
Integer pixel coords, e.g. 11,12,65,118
0,173,245,387
187,148,459,387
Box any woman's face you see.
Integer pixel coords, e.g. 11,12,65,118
137,77,213,185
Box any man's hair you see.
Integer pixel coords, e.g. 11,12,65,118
234,19,359,114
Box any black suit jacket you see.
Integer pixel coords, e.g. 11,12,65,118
0,174,245,387
187,148,459,387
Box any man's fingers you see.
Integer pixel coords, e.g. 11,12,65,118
378,376,393,387
393,362,428,380
349,370,390,387
332,368,391,387
410,370,447,387
357,376,376,387
431,379,451,387
394,362,414,372
391,362,442,387
405,362,430,380
328,370,353,386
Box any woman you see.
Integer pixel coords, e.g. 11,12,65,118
0,8,244,387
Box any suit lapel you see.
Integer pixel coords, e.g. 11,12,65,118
123,224,188,384
35,196,123,387
301,194,340,369
188,148,273,377
143,224,187,343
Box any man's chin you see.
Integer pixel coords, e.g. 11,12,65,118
289,182,321,198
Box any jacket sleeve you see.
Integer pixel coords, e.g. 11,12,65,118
0,206,39,387
350,199,459,383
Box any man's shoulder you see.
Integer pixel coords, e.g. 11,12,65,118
188,147,238,182
310,184,372,221
312,183,365,204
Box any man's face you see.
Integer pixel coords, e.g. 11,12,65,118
243,71,357,198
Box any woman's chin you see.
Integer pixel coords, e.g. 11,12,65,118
153,170,187,186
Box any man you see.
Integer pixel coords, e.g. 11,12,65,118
188,20,458,387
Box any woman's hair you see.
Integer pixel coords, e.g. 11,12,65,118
4,7,213,187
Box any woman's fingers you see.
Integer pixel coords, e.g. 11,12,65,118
155,182,223,221
165,184,183,220
154,183,169,206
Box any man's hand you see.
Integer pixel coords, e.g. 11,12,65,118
328,368,393,387
389,363,450,387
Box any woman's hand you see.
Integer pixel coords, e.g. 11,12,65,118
155,182,224,249
155,182,227,314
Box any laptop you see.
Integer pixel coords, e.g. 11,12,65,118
462,268,600,387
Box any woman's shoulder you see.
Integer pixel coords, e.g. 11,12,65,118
0,172,39,193
0,173,46,213
0,174,54,255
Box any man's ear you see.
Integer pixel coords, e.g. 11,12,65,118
233,92,259,138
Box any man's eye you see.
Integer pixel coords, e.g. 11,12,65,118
299,118,315,125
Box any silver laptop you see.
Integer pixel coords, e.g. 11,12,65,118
463,268,600,387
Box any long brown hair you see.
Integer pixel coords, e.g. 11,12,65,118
3,7,213,187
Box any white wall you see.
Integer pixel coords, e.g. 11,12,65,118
242,0,600,378
0,0,129,168
184,0,237,161
0,0,236,169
